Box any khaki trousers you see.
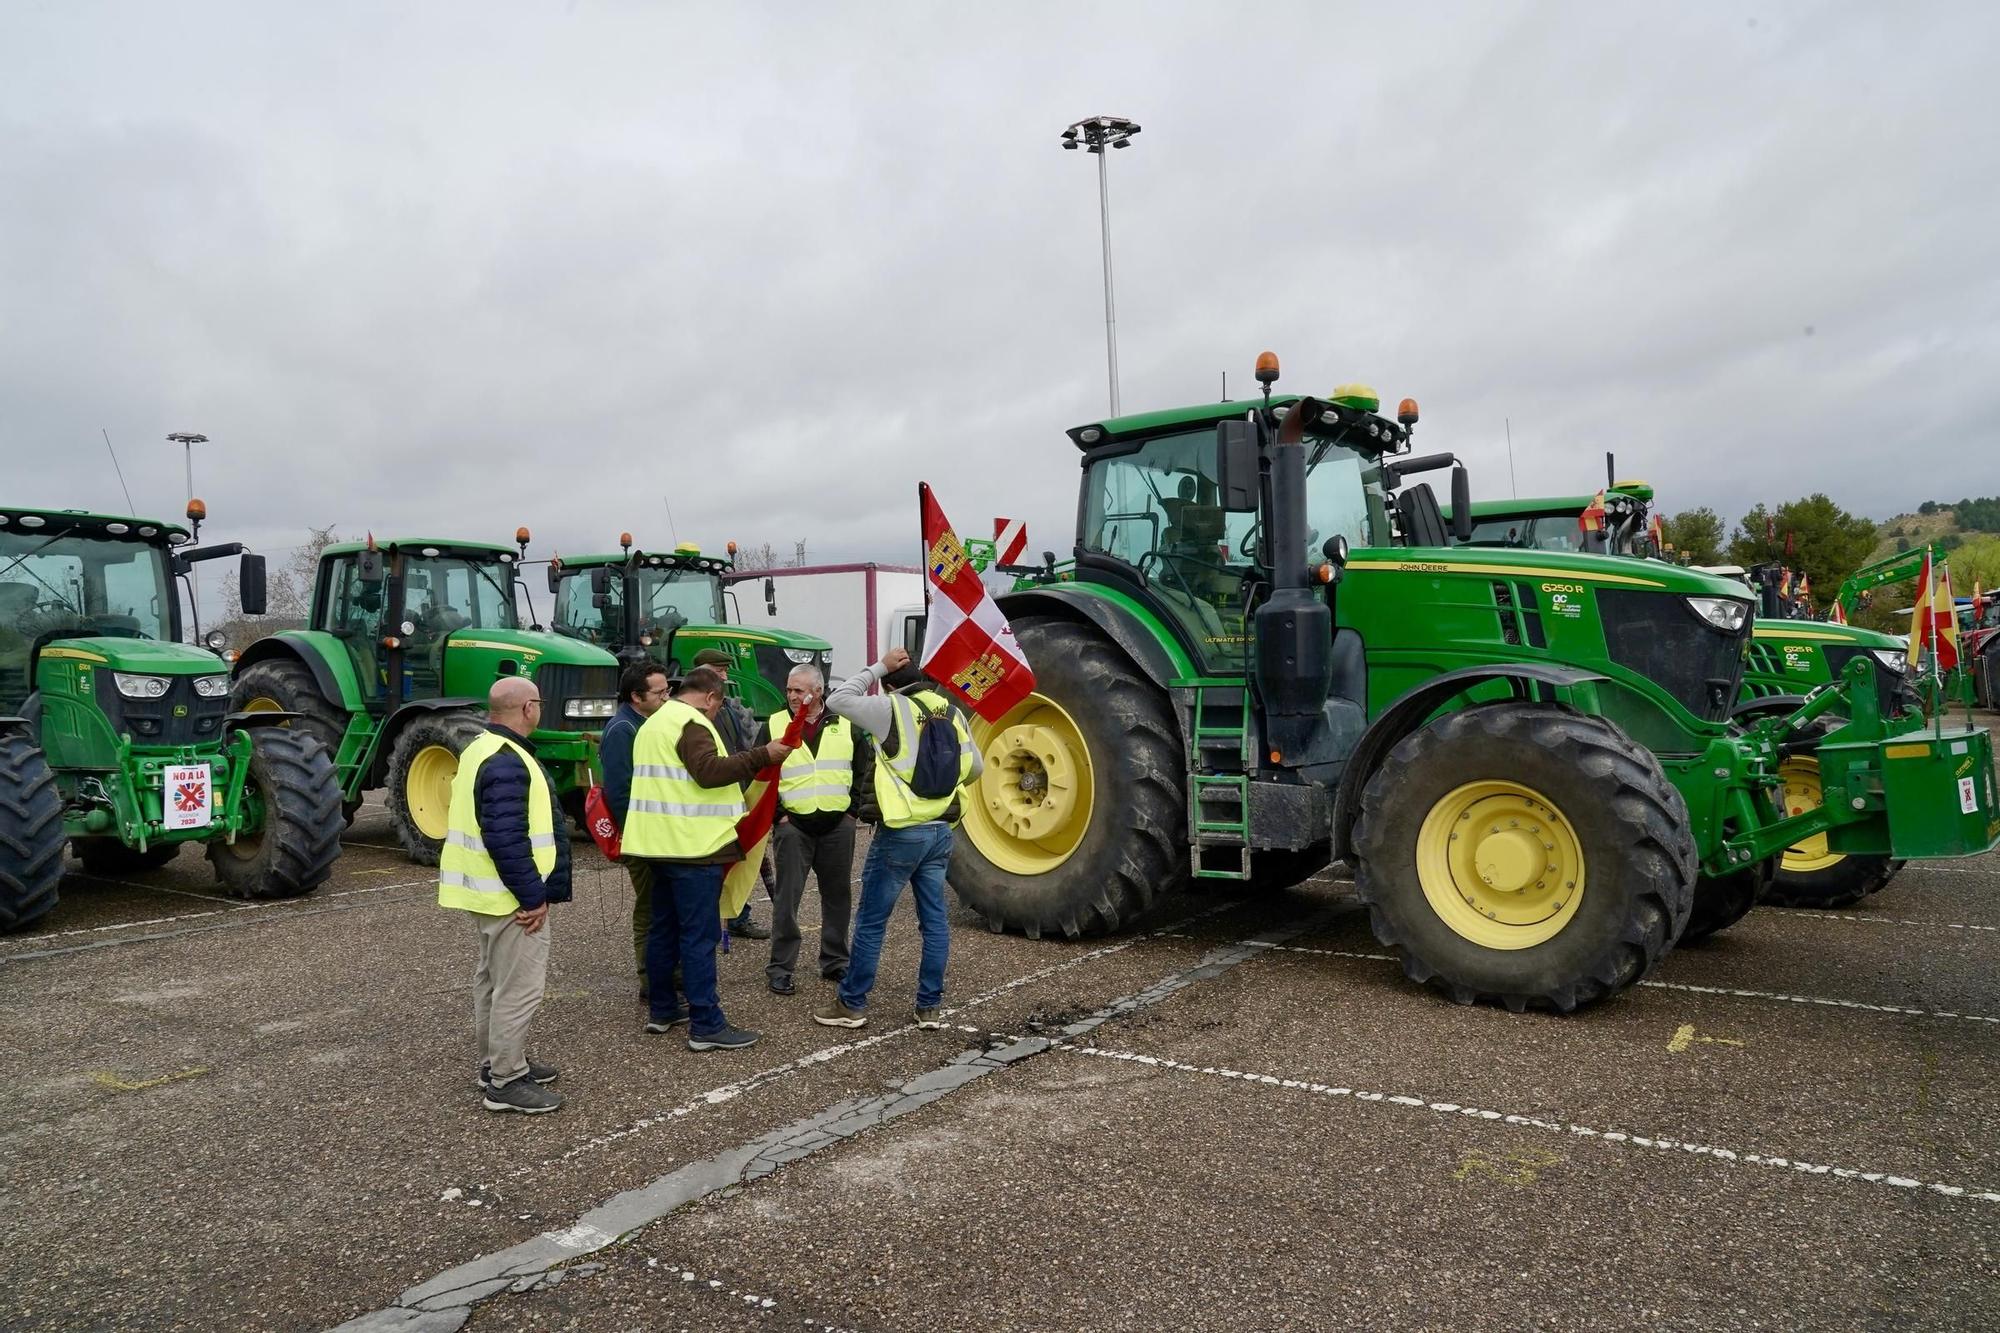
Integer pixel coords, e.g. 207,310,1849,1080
470,909,549,1087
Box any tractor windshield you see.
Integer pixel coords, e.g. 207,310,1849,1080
634,565,724,630
1080,427,1384,669
1465,515,1584,551
402,554,517,634
0,525,173,708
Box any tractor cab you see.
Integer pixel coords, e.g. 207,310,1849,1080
314,536,523,705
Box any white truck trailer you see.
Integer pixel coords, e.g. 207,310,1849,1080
726,563,925,686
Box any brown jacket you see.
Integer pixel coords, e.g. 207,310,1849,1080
655,724,783,864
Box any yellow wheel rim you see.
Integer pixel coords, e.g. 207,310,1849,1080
243,695,285,716
1779,756,1845,874
1415,779,1586,950
406,745,459,842
961,690,1095,875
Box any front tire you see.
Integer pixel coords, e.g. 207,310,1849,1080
948,618,1186,938
1681,857,1773,944
386,711,488,865
1351,703,1695,1012
208,728,343,900
0,733,64,932
231,657,351,766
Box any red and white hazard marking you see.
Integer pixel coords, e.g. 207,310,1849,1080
993,516,1027,566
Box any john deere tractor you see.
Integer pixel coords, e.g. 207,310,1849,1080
0,504,342,930
1455,491,1927,911
946,358,1999,1012
230,533,619,864
547,536,831,717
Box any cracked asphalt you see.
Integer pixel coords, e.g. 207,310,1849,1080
4,727,1998,1332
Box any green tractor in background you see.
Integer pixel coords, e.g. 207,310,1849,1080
1451,489,1925,910
1,504,342,931
229,532,619,864
546,535,832,718
948,358,1998,1011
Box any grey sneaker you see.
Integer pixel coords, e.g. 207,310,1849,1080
913,1007,942,1028
476,1057,558,1088
482,1076,564,1114
813,999,867,1029
686,1024,761,1052
644,1009,690,1034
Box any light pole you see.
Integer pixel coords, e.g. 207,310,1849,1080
167,431,207,504
1061,115,1141,417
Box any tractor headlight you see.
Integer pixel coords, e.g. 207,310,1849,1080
563,698,617,720
1871,649,1908,675
112,673,171,699
1685,597,1750,632
192,675,232,698
783,648,817,664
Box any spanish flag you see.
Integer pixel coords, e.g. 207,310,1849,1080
1935,563,1960,670
1906,550,1933,670
1828,601,1847,625
720,705,809,923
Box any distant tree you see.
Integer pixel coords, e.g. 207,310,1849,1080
1727,495,1878,597
1918,500,1941,516
730,539,809,572
210,524,339,647
1953,496,2000,532
1661,507,1725,565
1895,537,1911,553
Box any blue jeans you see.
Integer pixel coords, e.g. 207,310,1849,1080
645,861,726,1036
839,822,953,1012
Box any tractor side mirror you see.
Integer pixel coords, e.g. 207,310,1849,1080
239,553,268,616
1451,465,1473,543
764,577,776,617
545,565,562,596
589,566,610,597
1213,420,1259,512
357,548,385,584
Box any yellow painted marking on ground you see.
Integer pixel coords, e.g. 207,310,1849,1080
92,1066,208,1092
1453,1147,1563,1185
1667,1023,1745,1054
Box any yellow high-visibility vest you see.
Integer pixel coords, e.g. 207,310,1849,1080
873,688,975,828
766,709,855,815
621,698,745,859
437,730,557,915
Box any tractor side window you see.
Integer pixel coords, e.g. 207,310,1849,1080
95,548,162,636
554,571,616,643
324,555,388,697
1464,519,1528,547
1303,452,1377,554
1531,521,1584,553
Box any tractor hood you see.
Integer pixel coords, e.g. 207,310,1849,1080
444,627,619,669
1751,620,1903,651
41,636,229,677
1349,545,1756,601
688,624,834,653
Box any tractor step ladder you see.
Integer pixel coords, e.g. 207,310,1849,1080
1189,685,1252,880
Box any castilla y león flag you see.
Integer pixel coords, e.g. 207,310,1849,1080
919,483,1036,722
721,704,811,925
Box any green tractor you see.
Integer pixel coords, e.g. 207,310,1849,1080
947,360,1999,1011
229,532,619,864
546,535,832,718
1,504,343,931
1452,491,1927,909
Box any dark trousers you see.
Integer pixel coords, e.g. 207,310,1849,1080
627,860,653,977
643,860,726,1036
767,816,855,986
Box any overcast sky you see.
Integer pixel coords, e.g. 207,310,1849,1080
4,1,1996,588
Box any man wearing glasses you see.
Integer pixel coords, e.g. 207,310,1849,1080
602,661,672,995
439,676,574,1114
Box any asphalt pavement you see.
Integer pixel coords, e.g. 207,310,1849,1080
4,742,1997,1332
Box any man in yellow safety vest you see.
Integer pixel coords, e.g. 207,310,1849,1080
757,663,870,996
438,676,572,1114
622,665,793,1051
813,646,980,1030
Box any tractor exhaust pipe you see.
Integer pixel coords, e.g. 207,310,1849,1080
1251,398,1336,765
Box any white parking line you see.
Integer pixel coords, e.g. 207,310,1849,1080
1060,1045,2000,1206
1253,942,2000,1026
1785,910,1998,933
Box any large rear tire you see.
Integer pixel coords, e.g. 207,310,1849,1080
208,728,343,899
1765,740,1898,909
1351,703,1695,1012
231,657,351,763
1681,857,1773,944
0,732,64,932
386,711,488,866
948,618,1185,937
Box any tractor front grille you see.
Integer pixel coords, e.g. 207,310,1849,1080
93,672,230,747
1597,589,1750,723
534,662,620,733
1821,644,1915,719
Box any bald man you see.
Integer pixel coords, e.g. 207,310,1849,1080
438,676,574,1114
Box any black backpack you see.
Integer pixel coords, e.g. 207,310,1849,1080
897,691,963,800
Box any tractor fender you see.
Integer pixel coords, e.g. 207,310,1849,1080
224,709,305,729
367,697,484,787
235,631,369,713
0,714,29,738
1331,663,1609,859
996,586,1183,693
1731,693,1810,721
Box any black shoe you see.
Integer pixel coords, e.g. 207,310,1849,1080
644,1009,690,1034
822,968,847,984
687,1024,761,1052
482,1077,564,1114
477,1057,559,1088
729,917,771,941
768,977,796,996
